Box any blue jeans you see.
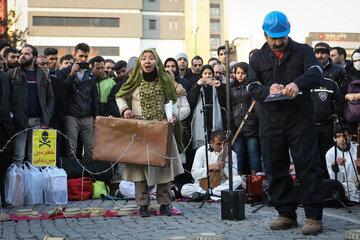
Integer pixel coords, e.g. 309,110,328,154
233,136,261,173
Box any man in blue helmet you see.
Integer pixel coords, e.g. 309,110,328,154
245,11,324,235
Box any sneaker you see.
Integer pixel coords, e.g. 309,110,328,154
114,189,123,198
269,217,298,230
301,219,322,235
160,205,172,216
139,205,150,217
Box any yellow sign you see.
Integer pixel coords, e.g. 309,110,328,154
32,129,57,166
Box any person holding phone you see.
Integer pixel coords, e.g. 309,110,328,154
57,43,100,161
188,65,226,150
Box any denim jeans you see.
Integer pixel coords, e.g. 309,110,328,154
232,136,261,173
64,116,94,161
12,118,41,163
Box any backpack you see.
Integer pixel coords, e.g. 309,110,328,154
67,177,93,201
10,66,51,86
344,79,360,123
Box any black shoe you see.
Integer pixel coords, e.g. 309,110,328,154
160,205,172,216
139,205,150,217
191,192,207,202
1,201,13,209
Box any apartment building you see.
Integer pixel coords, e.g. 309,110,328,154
185,0,229,62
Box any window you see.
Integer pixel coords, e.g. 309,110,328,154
210,5,220,16
169,20,178,31
169,20,173,30
149,0,156,2
33,16,119,27
149,19,156,30
210,20,220,31
174,20,178,31
34,46,120,57
210,36,220,46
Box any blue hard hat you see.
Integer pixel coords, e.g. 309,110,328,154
262,11,290,38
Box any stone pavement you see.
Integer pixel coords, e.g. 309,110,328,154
0,199,359,240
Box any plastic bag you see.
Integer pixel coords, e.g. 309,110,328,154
4,163,24,206
92,181,109,199
43,166,68,205
23,162,44,205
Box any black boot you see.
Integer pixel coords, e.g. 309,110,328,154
1,201,13,209
160,205,172,216
139,205,150,217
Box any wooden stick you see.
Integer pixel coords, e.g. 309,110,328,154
231,101,256,145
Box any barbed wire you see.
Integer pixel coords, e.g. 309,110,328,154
0,112,241,183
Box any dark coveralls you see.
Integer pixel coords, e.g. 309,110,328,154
245,38,324,220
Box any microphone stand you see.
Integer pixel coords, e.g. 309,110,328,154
328,114,351,212
199,90,220,208
220,40,245,220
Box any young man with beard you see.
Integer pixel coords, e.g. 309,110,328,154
59,54,74,70
3,47,19,72
113,60,127,83
217,45,226,71
57,43,99,161
176,52,188,79
44,47,59,77
6,45,54,163
164,57,190,93
105,59,115,79
90,56,115,116
246,11,324,235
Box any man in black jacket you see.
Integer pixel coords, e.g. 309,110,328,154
314,42,345,86
57,43,99,161
245,11,324,235
0,66,14,208
311,78,344,179
7,45,54,163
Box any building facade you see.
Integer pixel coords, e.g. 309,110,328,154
306,32,360,59
11,0,185,61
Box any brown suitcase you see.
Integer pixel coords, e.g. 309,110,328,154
92,117,173,167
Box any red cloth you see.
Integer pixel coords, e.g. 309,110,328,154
7,207,183,221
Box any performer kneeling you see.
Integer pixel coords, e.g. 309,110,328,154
326,125,360,203
181,130,242,200
116,49,184,217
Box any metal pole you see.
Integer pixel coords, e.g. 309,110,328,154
225,40,233,191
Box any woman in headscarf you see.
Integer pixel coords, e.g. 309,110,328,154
116,49,184,217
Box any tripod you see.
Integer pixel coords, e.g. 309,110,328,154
251,186,271,213
198,89,220,208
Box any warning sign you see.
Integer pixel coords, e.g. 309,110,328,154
32,129,57,166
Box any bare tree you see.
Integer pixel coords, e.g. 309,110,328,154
0,1,28,48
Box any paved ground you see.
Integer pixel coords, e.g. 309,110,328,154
0,199,359,240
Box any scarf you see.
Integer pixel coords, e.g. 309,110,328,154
192,86,223,149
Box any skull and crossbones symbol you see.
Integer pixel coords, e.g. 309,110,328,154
39,131,51,147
